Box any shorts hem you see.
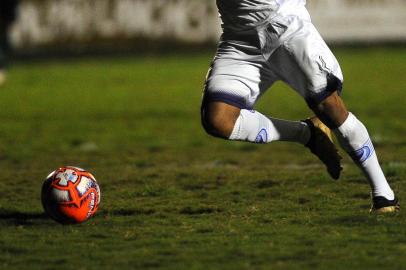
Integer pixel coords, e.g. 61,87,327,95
306,74,343,107
203,92,251,109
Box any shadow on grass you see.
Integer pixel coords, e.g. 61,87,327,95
179,206,223,215
254,179,280,189
0,208,48,226
101,208,156,216
329,215,377,227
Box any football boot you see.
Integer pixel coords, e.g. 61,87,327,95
304,116,342,180
370,196,400,213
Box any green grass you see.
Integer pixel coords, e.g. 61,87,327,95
0,47,405,270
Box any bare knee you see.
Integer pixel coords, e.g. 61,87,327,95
201,101,241,139
310,91,349,129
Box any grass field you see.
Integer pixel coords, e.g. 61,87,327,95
0,47,405,270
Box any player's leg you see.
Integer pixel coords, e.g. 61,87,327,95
275,15,398,212
201,101,240,139
201,99,310,145
310,92,398,213
202,96,342,180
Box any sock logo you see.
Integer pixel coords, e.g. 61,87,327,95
351,139,375,163
255,128,268,144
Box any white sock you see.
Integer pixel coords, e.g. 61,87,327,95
229,109,310,145
333,113,394,200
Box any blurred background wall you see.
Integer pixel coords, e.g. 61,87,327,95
8,0,406,54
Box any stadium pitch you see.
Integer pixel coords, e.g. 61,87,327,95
0,47,405,269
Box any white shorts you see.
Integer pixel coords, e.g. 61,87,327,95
204,12,344,109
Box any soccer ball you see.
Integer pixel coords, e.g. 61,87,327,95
41,166,101,224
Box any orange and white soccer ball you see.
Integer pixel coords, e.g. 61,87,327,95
41,166,101,224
